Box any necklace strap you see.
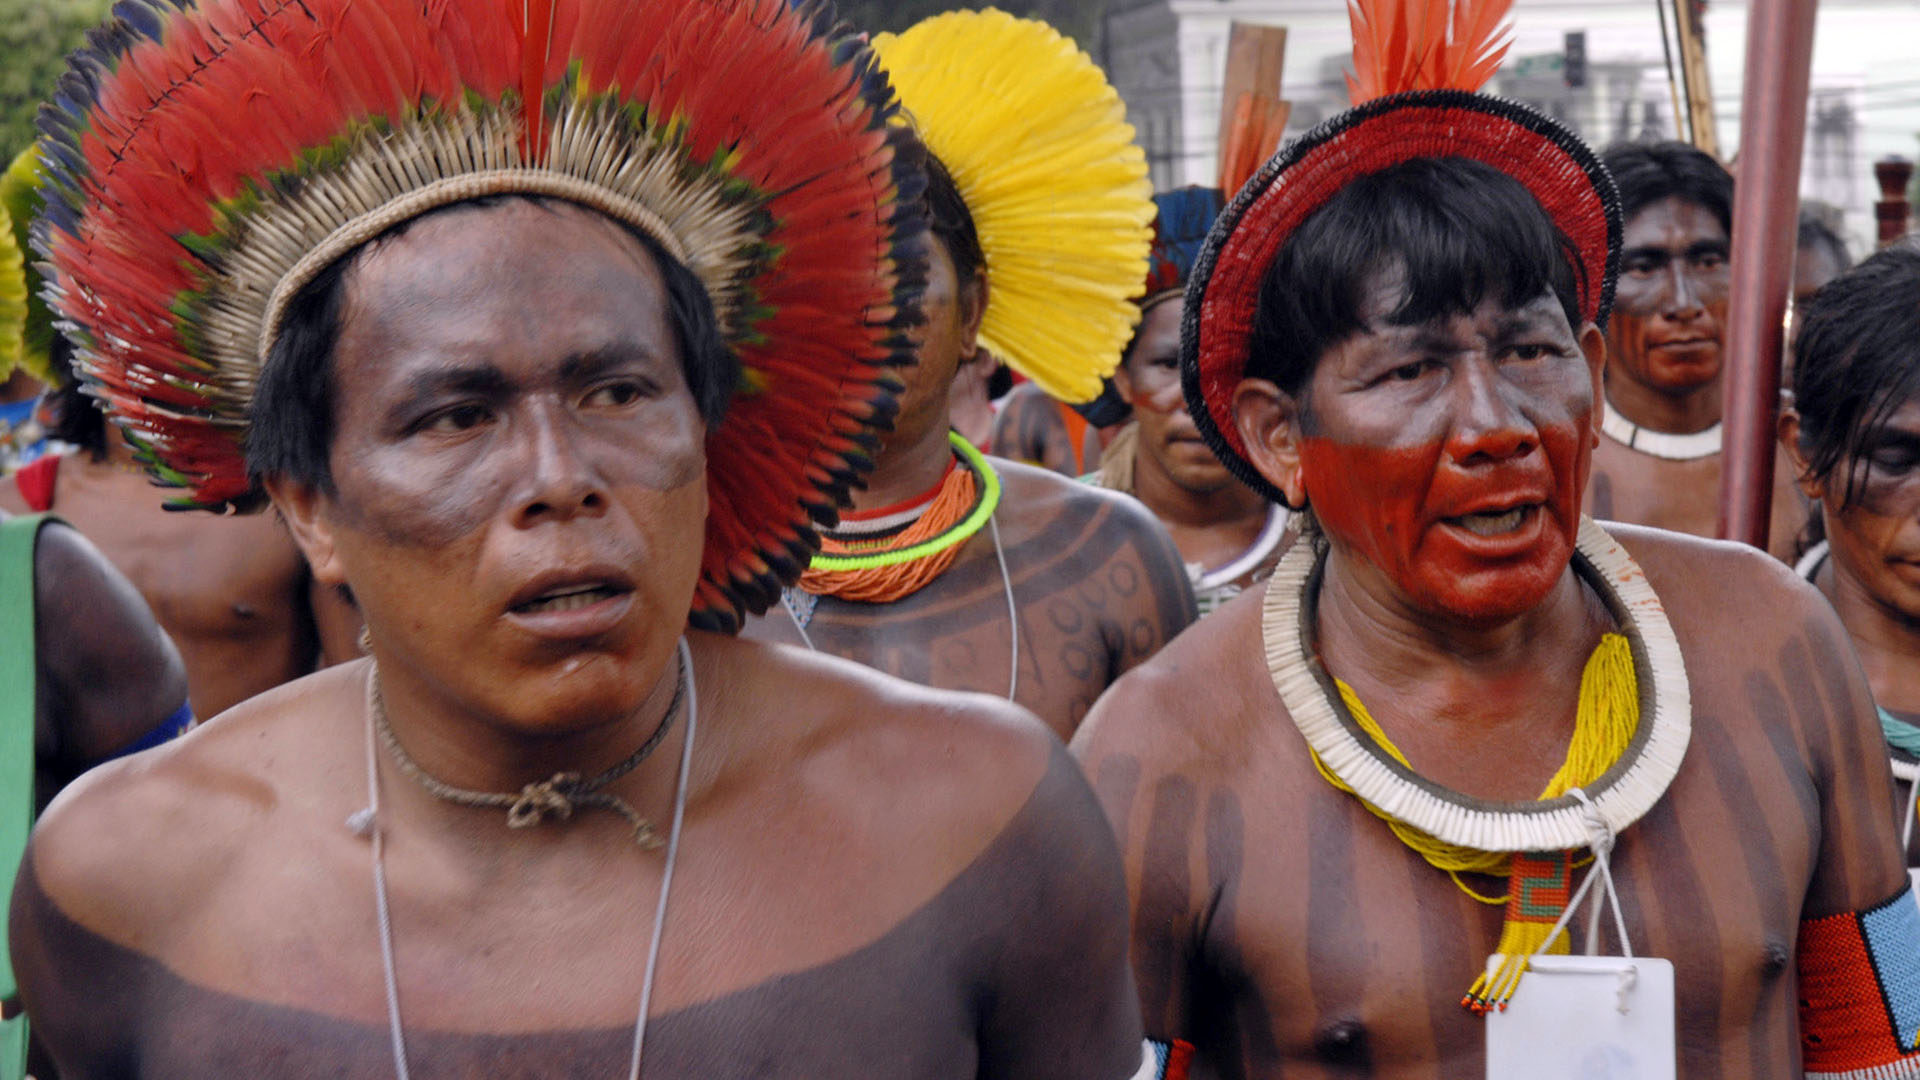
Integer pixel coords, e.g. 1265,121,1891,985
356,637,698,1080
371,648,686,849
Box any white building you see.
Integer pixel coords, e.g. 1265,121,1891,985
1103,0,1920,252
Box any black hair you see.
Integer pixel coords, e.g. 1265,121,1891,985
900,133,986,286
1798,210,1850,275
42,333,108,458
247,195,735,493
1245,156,1584,398
1601,141,1733,239
1791,243,1920,506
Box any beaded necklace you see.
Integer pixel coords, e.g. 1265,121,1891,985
1600,398,1723,461
1266,518,1692,1011
803,432,1001,577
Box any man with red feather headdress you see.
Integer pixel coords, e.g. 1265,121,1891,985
7,1,1151,1076
1073,0,1920,1076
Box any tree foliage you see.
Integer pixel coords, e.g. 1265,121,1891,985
831,0,1111,46
0,0,112,162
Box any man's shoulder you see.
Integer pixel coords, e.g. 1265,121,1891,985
990,456,1178,556
993,455,1135,510
1072,582,1273,770
706,633,1070,833
1604,520,1819,621
24,663,359,944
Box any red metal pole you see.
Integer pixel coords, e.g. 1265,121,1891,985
1717,0,1817,548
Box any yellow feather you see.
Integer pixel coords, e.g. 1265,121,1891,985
0,200,27,385
873,10,1154,404
0,148,53,385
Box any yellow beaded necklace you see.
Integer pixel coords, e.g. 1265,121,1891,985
1316,632,1640,1012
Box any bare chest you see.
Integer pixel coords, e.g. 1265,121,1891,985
749,540,1136,739
1201,720,1817,1079
57,491,308,641
1587,445,1724,538
80,819,994,1079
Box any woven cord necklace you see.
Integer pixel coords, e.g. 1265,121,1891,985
372,650,685,848
353,637,699,1079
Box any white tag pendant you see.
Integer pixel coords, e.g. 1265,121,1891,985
1484,954,1676,1079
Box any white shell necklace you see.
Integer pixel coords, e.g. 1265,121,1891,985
1263,517,1692,852
1600,398,1723,461
350,637,698,1080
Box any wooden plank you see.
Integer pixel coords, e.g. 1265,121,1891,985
1216,22,1288,183
1672,0,1721,157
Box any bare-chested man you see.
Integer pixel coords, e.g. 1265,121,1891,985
1786,243,1920,862
1090,190,1290,618
2,329,361,720
744,67,1195,741
1585,141,1806,559
11,1,1148,1076
2,508,187,1074
1074,74,1920,1078
4,511,189,810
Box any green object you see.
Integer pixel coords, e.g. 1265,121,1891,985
805,431,1002,572
0,512,47,1080
1882,706,1920,759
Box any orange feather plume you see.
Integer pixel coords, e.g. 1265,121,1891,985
1216,93,1291,197
1345,0,1514,105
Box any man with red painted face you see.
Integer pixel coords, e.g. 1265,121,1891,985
10,2,1151,1076
1072,44,1920,1077
1585,141,1807,560
1786,244,1920,863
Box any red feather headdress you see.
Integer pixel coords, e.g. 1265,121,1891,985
1179,0,1621,507
34,0,926,633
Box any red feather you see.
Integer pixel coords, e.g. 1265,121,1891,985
45,0,922,623
1347,0,1513,104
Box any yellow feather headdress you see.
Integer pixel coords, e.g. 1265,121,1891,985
0,200,25,385
874,10,1154,404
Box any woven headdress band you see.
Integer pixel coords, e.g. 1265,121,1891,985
37,0,928,633
1179,0,1621,507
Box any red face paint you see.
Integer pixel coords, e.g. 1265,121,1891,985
1301,421,1589,622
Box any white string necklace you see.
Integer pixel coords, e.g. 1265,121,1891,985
784,513,1020,702
1600,398,1723,461
350,637,699,1080
1195,504,1293,592
1263,517,1692,852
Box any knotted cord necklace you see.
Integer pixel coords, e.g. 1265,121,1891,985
371,646,686,849
353,638,700,1080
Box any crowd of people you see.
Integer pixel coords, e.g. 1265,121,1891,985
3,0,1920,1077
